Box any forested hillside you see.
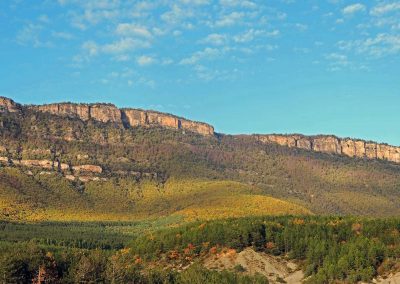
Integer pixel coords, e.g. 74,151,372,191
1,99,400,218
1,216,399,283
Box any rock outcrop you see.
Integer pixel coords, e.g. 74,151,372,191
0,97,21,113
256,134,400,163
90,104,121,124
0,157,104,173
28,102,214,136
15,159,69,170
122,108,214,136
72,165,103,174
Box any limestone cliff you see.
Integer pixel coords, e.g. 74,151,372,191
255,134,400,163
0,97,21,113
28,102,214,136
122,109,214,136
3,97,399,164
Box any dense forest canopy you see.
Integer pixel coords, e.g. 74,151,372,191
0,216,399,283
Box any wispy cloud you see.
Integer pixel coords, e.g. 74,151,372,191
338,33,400,58
199,33,228,46
180,0,210,5
116,23,153,38
342,3,366,15
193,64,239,81
137,55,156,66
219,0,257,9
179,47,221,65
82,38,151,57
324,52,353,71
233,29,278,43
16,24,53,48
52,31,74,40
215,12,245,27
103,38,151,54
371,2,400,16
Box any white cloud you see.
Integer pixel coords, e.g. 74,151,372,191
219,0,257,9
161,4,192,24
58,0,120,10
138,77,156,88
179,47,220,65
199,33,227,45
173,30,182,36
180,0,210,5
60,0,121,29
325,53,348,62
162,58,174,65
193,64,239,81
266,30,280,37
102,38,151,54
116,23,152,38
233,29,266,43
371,2,400,15
16,24,52,48
324,52,351,71
137,55,156,66
215,12,244,27
81,37,151,58
342,3,366,15
338,33,400,57
82,40,99,56
294,23,308,31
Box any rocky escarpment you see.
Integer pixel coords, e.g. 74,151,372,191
0,97,21,113
256,134,400,163
28,102,214,136
2,96,400,164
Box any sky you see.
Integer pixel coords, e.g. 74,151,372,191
0,0,399,144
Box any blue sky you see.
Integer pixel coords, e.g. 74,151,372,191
1,0,399,144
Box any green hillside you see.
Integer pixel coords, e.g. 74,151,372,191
0,216,399,283
1,108,400,219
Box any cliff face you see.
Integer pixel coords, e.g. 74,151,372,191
28,102,214,136
0,97,21,113
4,97,400,164
122,108,214,136
256,134,400,163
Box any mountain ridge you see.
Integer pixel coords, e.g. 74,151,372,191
1,96,399,164
0,96,215,136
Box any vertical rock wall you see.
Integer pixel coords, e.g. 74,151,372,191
27,102,214,136
256,134,400,163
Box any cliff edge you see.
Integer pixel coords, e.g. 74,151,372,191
25,101,214,136
256,134,400,163
2,96,399,164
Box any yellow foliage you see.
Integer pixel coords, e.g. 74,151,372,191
292,218,305,225
173,194,311,221
0,169,311,222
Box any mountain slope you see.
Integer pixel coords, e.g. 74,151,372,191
0,168,310,221
1,96,400,219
